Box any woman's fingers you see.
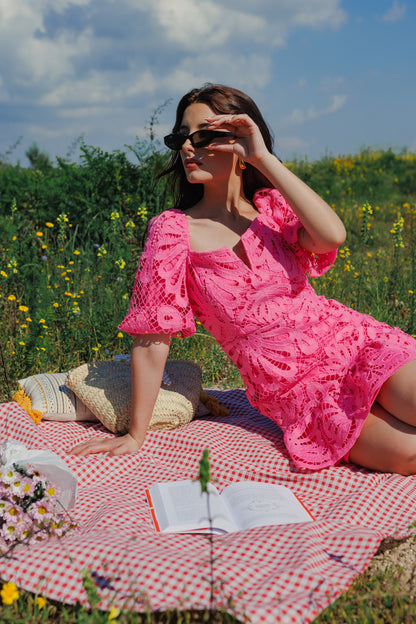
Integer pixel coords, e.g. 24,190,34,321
206,114,269,164
69,434,141,457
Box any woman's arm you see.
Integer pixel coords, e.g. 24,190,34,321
69,333,171,456
253,153,346,254
207,113,347,254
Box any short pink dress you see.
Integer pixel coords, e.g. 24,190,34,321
119,188,416,470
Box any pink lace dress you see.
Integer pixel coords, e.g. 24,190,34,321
119,188,416,470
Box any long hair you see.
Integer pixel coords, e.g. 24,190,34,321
158,84,275,211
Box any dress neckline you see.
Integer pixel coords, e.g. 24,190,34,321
180,209,260,267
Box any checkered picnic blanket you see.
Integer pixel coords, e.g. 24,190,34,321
1,391,416,623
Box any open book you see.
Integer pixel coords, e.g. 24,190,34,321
146,479,314,534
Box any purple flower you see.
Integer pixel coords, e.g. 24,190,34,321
41,256,47,261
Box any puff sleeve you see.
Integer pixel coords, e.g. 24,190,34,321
253,188,337,277
118,210,196,338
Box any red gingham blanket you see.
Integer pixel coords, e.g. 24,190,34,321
1,392,416,624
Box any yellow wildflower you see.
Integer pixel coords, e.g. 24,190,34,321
36,232,43,237
45,222,54,228
73,250,80,255
39,318,46,323
19,305,29,312
1,581,19,605
7,295,16,301
35,596,46,610
0,270,7,278
117,332,124,338
52,303,59,308
108,607,120,620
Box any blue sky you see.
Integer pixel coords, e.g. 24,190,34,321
0,0,414,165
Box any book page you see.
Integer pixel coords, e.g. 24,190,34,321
221,482,313,531
148,479,236,534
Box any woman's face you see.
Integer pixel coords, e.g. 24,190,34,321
179,102,237,186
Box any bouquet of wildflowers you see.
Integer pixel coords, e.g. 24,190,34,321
0,463,76,556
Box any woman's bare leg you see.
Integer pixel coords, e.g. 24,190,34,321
349,360,416,474
349,402,416,474
376,359,416,426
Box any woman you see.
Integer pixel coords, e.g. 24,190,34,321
72,84,416,474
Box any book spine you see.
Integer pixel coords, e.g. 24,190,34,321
145,489,161,532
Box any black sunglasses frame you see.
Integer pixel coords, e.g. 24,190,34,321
164,129,237,151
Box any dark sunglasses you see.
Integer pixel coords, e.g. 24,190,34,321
164,129,237,151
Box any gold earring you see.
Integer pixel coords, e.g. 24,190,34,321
239,159,246,170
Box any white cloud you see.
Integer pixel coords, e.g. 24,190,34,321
276,135,309,154
284,94,347,125
381,1,406,22
0,0,349,161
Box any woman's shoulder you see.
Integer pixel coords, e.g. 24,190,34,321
144,209,189,253
147,208,188,238
253,187,289,216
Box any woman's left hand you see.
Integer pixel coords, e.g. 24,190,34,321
205,114,271,167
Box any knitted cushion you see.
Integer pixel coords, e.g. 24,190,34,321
16,373,97,422
66,359,202,434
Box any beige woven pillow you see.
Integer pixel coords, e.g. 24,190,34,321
66,359,202,434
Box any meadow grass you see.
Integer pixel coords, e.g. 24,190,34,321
1,146,416,622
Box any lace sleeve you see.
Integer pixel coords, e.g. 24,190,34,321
254,188,337,277
118,210,196,338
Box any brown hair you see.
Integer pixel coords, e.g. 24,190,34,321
159,83,274,211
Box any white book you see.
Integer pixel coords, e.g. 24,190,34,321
146,479,314,534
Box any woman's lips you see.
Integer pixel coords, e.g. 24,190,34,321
184,158,201,169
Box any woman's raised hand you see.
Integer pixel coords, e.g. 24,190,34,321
205,114,271,166
69,433,142,457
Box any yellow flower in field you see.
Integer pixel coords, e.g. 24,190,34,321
409,290,414,294
92,347,99,352
35,596,46,610
7,295,16,301
111,211,120,220
21,324,28,329
45,222,54,228
1,582,19,605
116,258,126,270
73,250,80,255
117,332,124,338
42,244,47,250
39,318,46,323
125,220,135,228
19,341,25,346
19,305,29,312
36,232,43,237
52,303,59,308
26,317,32,322
108,607,120,620
1,270,7,278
